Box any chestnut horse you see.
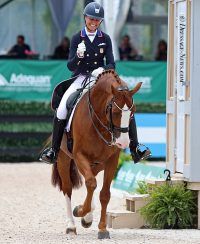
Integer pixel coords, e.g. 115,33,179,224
52,70,142,239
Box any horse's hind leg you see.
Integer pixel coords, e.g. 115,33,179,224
98,152,120,239
57,150,76,235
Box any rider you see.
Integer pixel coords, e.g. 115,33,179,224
40,2,151,164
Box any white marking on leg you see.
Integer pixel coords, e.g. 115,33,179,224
65,194,76,229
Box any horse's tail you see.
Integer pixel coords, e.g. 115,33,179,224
70,159,83,189
51,162,62,191
51,160,82,190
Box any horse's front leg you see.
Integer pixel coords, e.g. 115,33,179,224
80,163,104,228
73,153,97,218
98,151,120,239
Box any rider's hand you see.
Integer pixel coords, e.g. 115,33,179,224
77,41,86,58
91,67,104,78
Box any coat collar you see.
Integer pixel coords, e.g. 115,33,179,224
80,28,104,53
80,27,103,38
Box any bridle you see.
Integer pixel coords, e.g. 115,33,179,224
88,85,134,146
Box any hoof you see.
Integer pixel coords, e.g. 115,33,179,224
66,227,77,235
98,231,110,239
81,217,92,228
73,205,82,217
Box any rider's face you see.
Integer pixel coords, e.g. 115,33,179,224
85,16,101,33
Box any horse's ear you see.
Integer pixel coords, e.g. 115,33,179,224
130,82,142,96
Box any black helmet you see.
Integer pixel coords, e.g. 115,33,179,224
83,2,104,20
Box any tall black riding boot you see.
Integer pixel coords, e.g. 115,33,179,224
40,116,66,164
129,115,151,163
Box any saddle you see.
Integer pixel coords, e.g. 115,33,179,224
65,90,83,153
51,77,76,111
51,75,90,153
66,89,83,124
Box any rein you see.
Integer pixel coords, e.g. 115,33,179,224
87,77,133,146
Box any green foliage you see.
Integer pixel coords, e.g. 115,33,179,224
0,137,45,147
114,151,132,179
0,100,165,115
0,100,165,162
0,101,53,115
118,151,132,167
140,183,196,229
135,180,149,194
0,123,52,132
136,102,166,113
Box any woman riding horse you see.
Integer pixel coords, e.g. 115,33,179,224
40,2,151,164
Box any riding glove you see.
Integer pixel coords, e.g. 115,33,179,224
91,67,104,78
77,41,86,58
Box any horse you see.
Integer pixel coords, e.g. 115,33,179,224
51,70,142,239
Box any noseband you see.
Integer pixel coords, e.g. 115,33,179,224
106,96,134,134
88,86,134,146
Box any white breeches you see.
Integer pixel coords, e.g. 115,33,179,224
57,75,86,120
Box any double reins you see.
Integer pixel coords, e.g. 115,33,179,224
87,76,133,146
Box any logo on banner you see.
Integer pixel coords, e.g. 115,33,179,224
0,74,9,86
120,75,152,93
0,73,52,92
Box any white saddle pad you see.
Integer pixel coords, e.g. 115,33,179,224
65,78,96,132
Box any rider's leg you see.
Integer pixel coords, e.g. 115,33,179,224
40,77,85,164
129,115,151,163
41,114,66,164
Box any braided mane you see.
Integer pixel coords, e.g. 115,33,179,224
95,69,121,84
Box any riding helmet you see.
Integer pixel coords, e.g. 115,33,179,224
83,2,104,20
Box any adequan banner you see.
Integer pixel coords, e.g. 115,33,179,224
0,60,70,101
116,61,167,103
0,60,166,102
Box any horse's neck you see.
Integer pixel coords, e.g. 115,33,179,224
92,79,110,100
90,72,121,111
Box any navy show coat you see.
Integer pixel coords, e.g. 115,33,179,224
67,28,115,77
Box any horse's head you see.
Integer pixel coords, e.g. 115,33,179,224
89,70,142,149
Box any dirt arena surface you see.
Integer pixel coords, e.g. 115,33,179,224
1,162,200,244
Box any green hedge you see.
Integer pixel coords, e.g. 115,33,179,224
0,101,53,115
0,100,166,162
0,100,165,114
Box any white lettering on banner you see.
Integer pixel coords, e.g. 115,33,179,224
0,74,9,86
178,14,186,83
10,73,51,87
116,170,126,181
124,170,135,183
120,75,152,93
0,73,52,92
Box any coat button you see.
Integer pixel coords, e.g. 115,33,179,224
87,54,89,57
95,53,97,56
86,70,89,73
94,61,97,64
87,63,89,64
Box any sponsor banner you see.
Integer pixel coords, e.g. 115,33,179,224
0,60,166,102
113,162,165,192
116,61,167,103
0,60,70,101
